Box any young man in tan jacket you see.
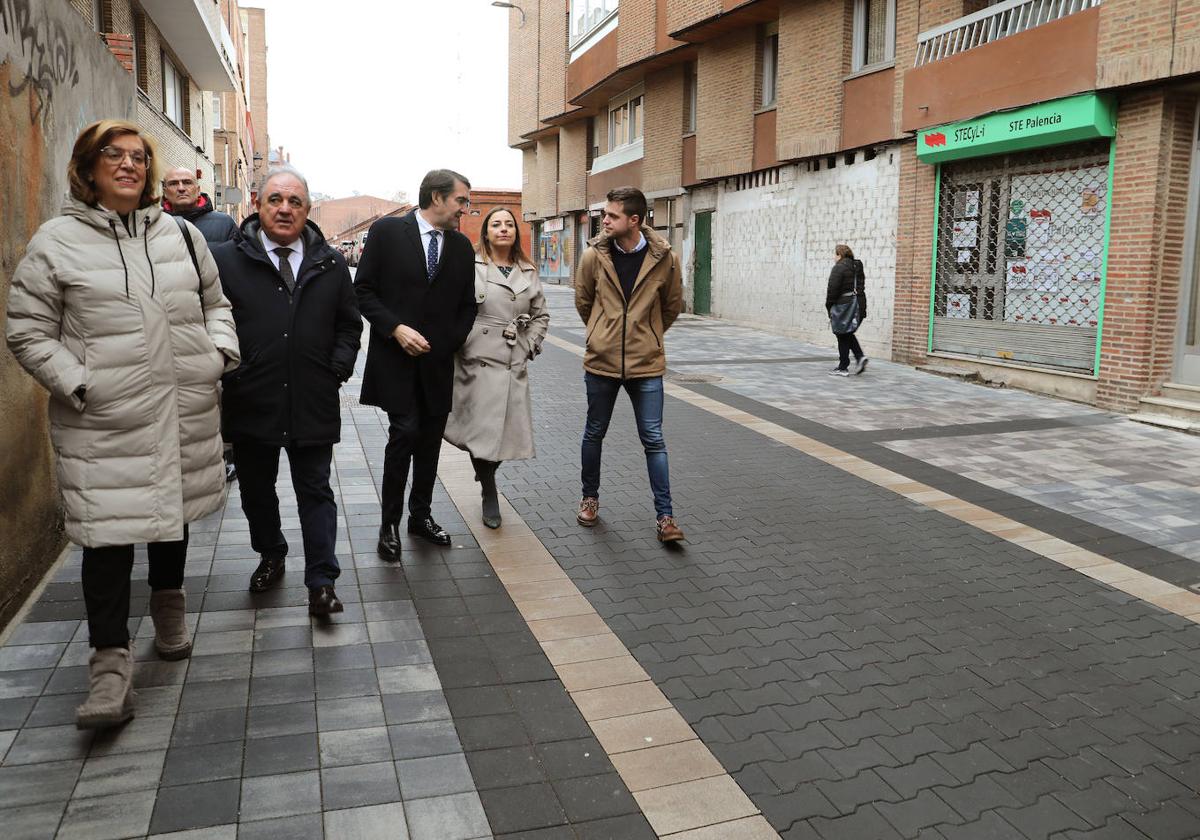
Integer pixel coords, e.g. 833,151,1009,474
574,187,686,542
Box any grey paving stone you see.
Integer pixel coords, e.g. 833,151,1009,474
237,813,324,840
405,791,491,840
187,653,252,683
148,779,240,835
317,694,387,731
378,663,443,694
2,722,92,765
316,666,380,700
318,725,393,767
321,760,402,810
244,732,318,777
246,699,317,739
382,690,452,725
388,720,465,760
0,758,83,806
396,752,477,800
57,788,156,840
0,801,67,840
161,740,244,785
322,802,410,840
239,769,322,822
75,749,166,798
170,708,246,747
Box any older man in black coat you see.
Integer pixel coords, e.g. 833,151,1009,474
355,169,476,559
212,165,361,616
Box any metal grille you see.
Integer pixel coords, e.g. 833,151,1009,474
932,141,1109,372
915,0,1103,67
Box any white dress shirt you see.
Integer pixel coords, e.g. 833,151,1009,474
259,229,304,278
612,231,647,254
415,210,444,268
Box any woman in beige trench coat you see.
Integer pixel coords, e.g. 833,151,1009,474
445,207,549,528
5,120,239,730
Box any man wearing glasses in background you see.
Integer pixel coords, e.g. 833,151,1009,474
354,169,477,560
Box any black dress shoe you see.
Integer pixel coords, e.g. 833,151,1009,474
407,516,451,546
308,585,344,616
248,556,285,592
377,523,402,561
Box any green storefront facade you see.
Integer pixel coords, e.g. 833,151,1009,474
918,94,1117,375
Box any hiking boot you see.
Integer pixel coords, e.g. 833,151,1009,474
657,515,685,543
76,646,135,730
577,497,599,527
149,588,192,661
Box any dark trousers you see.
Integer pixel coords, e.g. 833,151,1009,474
383,407,448,525
232,442,340,589
82,528,188,649
581,372,673,518
836,332,864,370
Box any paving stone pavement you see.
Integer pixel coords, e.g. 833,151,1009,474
3,286,1200,838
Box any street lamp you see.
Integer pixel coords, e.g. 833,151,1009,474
491,1,526,27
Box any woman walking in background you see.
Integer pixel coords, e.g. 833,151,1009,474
6,119,239,729
826,243,868,376
444,207,549,529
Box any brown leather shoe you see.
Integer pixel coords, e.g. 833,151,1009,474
657,516,685,543
577,497,599,527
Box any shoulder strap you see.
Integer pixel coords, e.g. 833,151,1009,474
175,216,204,305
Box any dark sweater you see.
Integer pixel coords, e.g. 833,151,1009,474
610,244,648,301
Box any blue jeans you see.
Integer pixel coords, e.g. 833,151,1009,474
581,373,673,518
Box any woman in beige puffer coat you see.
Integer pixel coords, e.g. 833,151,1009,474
5,120,239,730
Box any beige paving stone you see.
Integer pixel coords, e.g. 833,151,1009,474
1081,563,1148,585
516,595,597,621
633,775,759,835
557,655,650,692
609,740,727,792
1119,577,1183,601
663,815,780,839
1048,549,1109,569
571,680,673,721
1148,590,1200,616
508,578,581,602
540,633,629,666
590,709,697,755
527,613,611,642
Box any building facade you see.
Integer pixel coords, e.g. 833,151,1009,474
509,0,1200,422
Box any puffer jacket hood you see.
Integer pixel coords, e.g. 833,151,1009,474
574,225,684,379
6,196,240,547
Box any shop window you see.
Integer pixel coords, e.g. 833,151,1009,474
571,0,618,48
760,25,778,109
852,0,895,72
608,86,644,152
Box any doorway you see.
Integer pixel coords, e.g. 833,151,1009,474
1176,106,1200,386
693,211,712,316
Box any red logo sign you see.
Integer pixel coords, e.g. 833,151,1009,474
924,132,947,147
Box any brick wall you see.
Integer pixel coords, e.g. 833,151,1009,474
891,141,935,366
1096,91,1195,409
618,0,657,67
643,65,684,194
558,121,589,211
695,29,755,180
705,150,900,355
536,135,560,217
510,0,541,144
244,7,270,185
776,0,844,161
1097,0,1175,87
539,0,567,122
665,0,721,35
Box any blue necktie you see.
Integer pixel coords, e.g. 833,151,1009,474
426,230,440,280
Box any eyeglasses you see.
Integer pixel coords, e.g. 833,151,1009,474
99,145,151,168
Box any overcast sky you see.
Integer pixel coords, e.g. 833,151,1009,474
247,1,523,200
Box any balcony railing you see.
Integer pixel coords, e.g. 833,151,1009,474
914,0,1101,66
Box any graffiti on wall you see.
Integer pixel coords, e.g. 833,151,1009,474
1,0,80,126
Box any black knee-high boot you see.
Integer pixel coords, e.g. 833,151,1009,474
472,457,502,529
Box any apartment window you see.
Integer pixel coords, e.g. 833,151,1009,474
91,0,106,31
570,0,618,47
852,0,896,71
608,87,643,152
760,24,779,108
133,12,148,91
163,56,184,128
684,62,697,133
212,94,222,130
586,117,597,169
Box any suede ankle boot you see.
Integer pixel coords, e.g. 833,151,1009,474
475,460,502,529
150,588,192,660
76,646,134,730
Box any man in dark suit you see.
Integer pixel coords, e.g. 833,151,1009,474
355,170,477,559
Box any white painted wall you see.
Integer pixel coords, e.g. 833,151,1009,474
692,148,900,357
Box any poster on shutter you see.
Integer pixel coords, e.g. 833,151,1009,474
952,220,978,248
1006,260,1032,289
1004,163,1106,328
964,190,980,219
946,293,972,319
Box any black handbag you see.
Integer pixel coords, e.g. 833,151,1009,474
829,292,860,335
